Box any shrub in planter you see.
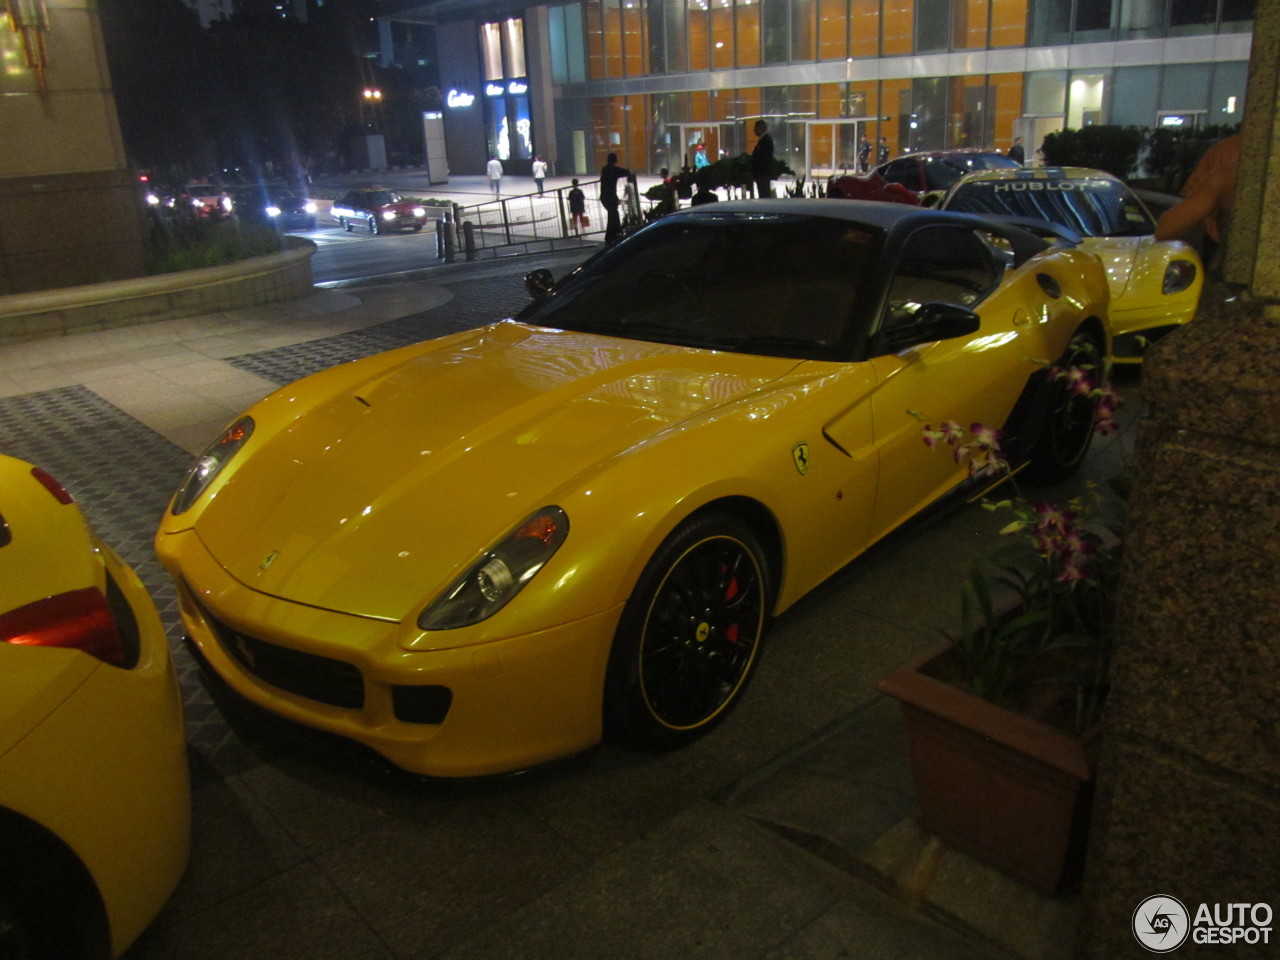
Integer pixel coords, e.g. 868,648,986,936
882,345,1125,892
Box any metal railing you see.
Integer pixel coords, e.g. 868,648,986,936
443,177,644,262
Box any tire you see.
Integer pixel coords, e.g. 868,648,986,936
0,852,107,960
604,514,770,747
412,223,423,232
341,218,353,232
1025,330,1103,483
367,217,379,235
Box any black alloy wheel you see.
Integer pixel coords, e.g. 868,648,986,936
367,216,379,235
341,218,353,232
605,513,769,746
1026,331,1103,482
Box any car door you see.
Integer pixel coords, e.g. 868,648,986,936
849,224,1023,545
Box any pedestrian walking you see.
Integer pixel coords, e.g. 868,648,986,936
487,156,503,196
1008,137,1025,165
568,178,587,234
532,156,548,195
858,135,871,172
877,137,890,165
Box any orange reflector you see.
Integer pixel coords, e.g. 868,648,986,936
517,514,560,544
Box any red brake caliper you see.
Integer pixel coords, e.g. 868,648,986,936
724,574,740,644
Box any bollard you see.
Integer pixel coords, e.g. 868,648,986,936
442,210,455,262
463,221,477,261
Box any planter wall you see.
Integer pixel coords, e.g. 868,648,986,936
0,235,316,345
878,641,1095,895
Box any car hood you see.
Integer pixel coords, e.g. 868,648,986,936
196,322,799,622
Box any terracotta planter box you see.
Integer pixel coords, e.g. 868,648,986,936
877,641,1096,895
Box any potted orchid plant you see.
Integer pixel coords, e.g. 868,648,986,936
878,343,1125,894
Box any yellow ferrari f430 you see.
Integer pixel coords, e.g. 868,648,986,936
157,201,1110,778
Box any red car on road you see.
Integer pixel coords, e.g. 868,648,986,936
828,150,1020,205
331,188,428,234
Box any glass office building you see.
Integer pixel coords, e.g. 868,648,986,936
399,0,1253,178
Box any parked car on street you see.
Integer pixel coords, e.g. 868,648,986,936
932,166,1202,363
828,150,1021,204
157,200,1110,780
331,188,427,234
0,455,190,959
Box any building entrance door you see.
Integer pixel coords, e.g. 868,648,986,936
675,123,737,172
806,119,875,179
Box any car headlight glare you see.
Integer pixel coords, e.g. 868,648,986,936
382,210,397,220
171,417,254,516
1163,258,1197,295
419,506,569,631
265,205,282,217
412,206,426,217
304,202,317,213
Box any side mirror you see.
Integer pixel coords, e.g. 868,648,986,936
524,268,555,300
884,301,981,350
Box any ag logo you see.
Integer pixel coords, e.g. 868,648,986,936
792,443,810,476
1133,895,1190,952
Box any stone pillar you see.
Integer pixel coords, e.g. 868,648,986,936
0,0,147,294
1079,5,1280,955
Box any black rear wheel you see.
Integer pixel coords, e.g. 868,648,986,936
605,514,769,747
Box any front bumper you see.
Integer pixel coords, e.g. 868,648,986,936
158,528,619,778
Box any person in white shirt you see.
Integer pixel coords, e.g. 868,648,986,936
532,157,548,195
487,157,503,196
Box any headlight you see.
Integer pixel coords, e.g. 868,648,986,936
412,206,426,217
382,210,397,220
265,205,282,217
1163,258,1198,295
221,196,234,212
304,201,317,213
418,506,569,631
171,417,254,516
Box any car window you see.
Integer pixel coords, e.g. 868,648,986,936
923,160,967,191
518,213,879,360
883,226,1002,330
881,159,918,187
944,178,1155,237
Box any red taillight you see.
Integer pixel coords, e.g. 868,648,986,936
0,588,125,665
30,467,75,505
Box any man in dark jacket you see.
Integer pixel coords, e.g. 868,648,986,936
750,120,774,199
599,153,631,244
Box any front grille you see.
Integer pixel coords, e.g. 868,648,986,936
207,613,364,710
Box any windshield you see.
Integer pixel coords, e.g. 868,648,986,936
366,191,401,206
922,154,1020,190
518,212,878,361
944,178,1155,237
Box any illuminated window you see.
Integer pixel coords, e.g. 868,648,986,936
481,22,503,80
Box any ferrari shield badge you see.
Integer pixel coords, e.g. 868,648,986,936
792,443,809,476
260,549,280,571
